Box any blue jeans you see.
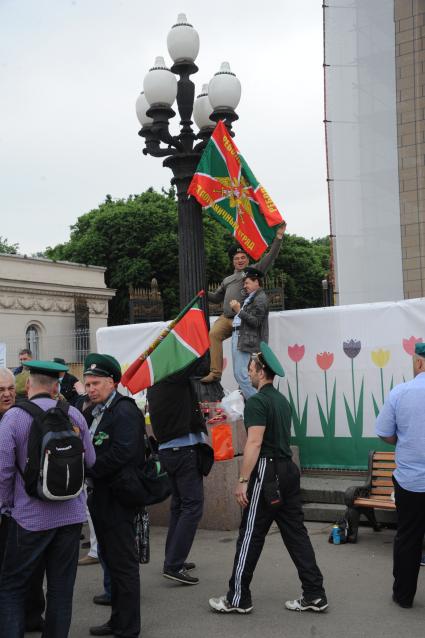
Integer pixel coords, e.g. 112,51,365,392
0,519,81,638
159,446,204,572
231,331,257,400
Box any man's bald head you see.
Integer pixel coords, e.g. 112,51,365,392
0,368,16,416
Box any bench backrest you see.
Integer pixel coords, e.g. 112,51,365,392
369,451,396,501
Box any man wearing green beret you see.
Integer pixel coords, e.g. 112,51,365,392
0,359,96,637
210,343,327,615
83,353,145,638
376,341,425,609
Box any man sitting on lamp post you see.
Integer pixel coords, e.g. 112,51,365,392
201,222,285,384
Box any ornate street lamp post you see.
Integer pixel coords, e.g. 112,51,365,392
135,14,241,316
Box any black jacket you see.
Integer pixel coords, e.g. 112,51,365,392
87,392,145,529
147,362,206,444
59,372,80,406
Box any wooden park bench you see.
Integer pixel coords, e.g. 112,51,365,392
344,450,396,542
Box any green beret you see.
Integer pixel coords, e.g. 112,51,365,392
243,266,264,280
84,353,122,383
415,342,425,357
259,342,285,377
24,360,68,378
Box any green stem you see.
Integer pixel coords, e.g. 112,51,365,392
324,370,329,423
295,362,300,421
351,358,356,419
380,368,385,405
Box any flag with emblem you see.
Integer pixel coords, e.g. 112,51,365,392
120,291,209,394
188,120,285,260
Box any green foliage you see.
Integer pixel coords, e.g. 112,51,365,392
269,234,331,309
46,189,330,325
0,236,19,254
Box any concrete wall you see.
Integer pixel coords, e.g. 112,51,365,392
395,0,425,297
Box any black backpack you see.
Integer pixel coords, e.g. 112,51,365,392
18,399,85,502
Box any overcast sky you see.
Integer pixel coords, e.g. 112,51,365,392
0,0,329,255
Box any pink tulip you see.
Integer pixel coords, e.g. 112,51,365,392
288,344,305,363
402,336,423,356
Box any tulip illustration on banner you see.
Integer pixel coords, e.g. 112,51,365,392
342,339,364,439
287,344,308,438
402,336,422,356
401,336,422,382
371,348,392,417
316,352,336,437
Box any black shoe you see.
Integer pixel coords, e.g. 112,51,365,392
285,595,328,612
93,593,112,606
392,594,412,609
163,568,199,585
25,617,45,632
183,562,196,571
89,622,113,636
81,540,91,549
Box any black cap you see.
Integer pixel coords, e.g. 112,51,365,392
228,245,248,259
53,357,67,366
84,353,122,383
243,266,264,280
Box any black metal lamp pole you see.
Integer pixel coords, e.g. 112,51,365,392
136,15,240,318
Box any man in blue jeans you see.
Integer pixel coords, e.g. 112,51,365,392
147,359,207,585
0,360,95,638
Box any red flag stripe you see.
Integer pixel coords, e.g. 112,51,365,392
173,308,210,355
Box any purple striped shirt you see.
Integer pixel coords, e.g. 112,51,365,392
0,398,96,531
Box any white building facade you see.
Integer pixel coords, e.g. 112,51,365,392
0,253,115,367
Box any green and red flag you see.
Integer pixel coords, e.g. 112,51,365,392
121,291,209,394
188,120,285,260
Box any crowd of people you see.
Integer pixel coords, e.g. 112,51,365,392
0,234,424,636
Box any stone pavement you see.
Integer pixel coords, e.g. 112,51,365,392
68,522,425,638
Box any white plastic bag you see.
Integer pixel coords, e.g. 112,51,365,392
220,390,244,421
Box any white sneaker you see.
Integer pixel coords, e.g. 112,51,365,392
285,596,328,612
209,595,253,614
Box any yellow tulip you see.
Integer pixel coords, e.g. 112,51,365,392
371,349,390,368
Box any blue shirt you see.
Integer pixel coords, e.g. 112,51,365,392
375,372,425,492
232,292,255,328
159,432,207,450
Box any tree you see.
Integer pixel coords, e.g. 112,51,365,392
46,189,330,324
0,236,19,254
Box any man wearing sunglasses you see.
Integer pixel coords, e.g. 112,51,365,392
209,343,327,615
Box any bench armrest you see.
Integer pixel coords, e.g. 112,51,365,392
344,485,370,507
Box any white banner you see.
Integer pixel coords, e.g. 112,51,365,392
97,298,425,469
0,343,6,368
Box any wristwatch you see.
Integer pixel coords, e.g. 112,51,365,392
239,477,249,483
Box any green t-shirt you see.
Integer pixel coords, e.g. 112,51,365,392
243,384,292,458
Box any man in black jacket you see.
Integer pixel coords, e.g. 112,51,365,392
83,353,145,638
147,360,207,585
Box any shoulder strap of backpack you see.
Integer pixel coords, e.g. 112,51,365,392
56,398,70,416
14,399,44,480
15,399,45,420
